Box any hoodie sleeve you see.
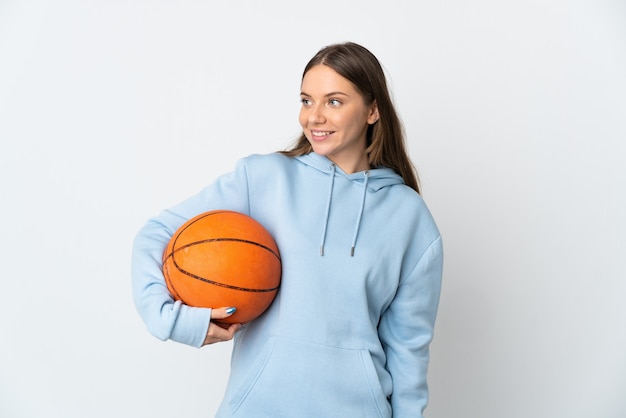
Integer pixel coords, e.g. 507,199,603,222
378,234,444,417
131,158,251,347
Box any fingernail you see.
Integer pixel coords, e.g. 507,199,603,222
226,307,236,315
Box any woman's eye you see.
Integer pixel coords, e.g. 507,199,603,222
300,98,311,105
328,98,341,106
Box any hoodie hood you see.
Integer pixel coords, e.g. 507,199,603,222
295,152,405,191
295,152,405,256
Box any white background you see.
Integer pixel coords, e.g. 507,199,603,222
1,1,624,417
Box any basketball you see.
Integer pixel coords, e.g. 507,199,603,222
162,210,281,325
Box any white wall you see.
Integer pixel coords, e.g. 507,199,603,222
1,1,624,417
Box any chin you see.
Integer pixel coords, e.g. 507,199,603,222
309,145,329,157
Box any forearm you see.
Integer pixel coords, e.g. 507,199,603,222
131,213,212,347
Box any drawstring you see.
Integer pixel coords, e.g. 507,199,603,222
350,170,369,256
319,163,336,256
319,165,369,257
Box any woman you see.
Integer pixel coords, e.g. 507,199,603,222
132,41,443,418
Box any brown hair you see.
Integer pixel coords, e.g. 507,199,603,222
281,42,420,193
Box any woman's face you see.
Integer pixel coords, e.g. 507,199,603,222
299,65,378,174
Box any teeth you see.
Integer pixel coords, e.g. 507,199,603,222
312,131,332,137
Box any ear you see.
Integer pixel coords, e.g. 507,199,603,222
367,101,379,125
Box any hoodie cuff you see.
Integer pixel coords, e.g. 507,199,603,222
169,305,213,348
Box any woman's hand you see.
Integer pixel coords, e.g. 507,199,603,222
202,307,242,346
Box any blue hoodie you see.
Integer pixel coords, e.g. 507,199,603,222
132,152,443,418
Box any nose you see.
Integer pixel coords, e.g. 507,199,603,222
308,103,326,124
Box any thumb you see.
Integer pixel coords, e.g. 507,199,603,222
211,306,237,320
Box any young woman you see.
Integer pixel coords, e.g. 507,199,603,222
132,42,443,418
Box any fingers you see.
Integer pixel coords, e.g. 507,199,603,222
203,307,242,346
210,306,237,320
203,321,242,346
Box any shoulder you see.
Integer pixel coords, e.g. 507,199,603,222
241,152,292,164
234,153,302,182
238,152,294,170
384,182,431,216
387,186,441,247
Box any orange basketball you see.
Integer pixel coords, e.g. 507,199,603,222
162,210,281,325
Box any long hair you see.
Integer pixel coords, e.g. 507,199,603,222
281,42,420,194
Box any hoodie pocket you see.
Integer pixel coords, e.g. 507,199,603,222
229,337,390,418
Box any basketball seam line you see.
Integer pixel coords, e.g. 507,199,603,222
173,268,280,292
172,237,281,261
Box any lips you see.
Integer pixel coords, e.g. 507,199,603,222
310,130,334,140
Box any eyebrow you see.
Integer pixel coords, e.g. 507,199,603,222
300,91,350,97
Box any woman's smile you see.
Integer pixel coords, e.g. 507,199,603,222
310,130,335,140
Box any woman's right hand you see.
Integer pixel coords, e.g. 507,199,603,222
202,307,242,346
